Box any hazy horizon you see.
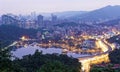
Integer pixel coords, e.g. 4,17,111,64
0,0,120,15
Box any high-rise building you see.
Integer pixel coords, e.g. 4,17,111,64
1,15,19,26
37,15,44,27
31,12,36,20
51,14,57,24
0,17,2,25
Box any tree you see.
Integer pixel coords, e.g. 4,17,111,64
109,49,120,64
0,25,37,41
90,65,120,72
13,50,81,72
0,43,12,72
37,61,69,72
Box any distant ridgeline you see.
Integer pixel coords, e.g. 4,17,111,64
54,22,78,27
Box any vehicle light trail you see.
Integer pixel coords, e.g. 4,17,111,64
78,39,113,72
3,41,18,51
6,36,116,72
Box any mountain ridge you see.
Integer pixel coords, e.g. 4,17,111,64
71,5,120,21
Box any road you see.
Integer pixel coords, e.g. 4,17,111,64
2,41,18,51
78,39,113,72
4,39,113,72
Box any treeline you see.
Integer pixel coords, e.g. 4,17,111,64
90,35,120,72
107,35,120,63
90,48,120,72
106,34,120,64
0,47,81,72
54,22,78,27
90,64,120,72
107,35,120,44
109,48,120,64
0,25,37,41
0,25,38,47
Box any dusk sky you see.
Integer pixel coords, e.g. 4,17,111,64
0,0,120,15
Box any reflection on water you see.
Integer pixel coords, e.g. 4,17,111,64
11,45,90,59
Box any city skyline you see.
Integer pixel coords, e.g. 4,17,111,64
0,0,120,15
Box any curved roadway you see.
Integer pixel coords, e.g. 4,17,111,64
78,39,113,72
4,40,113,72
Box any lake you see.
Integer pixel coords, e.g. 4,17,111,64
11,45,90,59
